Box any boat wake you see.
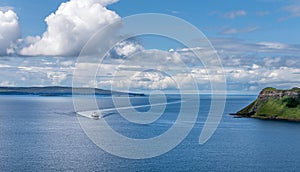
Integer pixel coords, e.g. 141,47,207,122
76,100,182,120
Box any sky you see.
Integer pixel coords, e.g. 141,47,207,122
0,0,300,93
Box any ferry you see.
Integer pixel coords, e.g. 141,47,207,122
91,112,100,120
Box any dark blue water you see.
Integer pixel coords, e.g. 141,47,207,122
0,95,300,171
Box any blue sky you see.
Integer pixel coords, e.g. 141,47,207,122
111,0,299,43
0,0,299,93
3,0,300,43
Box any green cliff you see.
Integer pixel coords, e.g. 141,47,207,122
236,87,300,121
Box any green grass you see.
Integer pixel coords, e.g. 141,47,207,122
254,97,300,120
263,87,277,91
291,87,300,92
237,100,257,115
283,97,300,108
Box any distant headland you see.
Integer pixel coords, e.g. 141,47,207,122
0,86,145,97
233,87,300,122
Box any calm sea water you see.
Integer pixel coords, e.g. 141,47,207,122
0,95,300,171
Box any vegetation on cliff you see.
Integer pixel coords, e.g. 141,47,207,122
236,87,300,121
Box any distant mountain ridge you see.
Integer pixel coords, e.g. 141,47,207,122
0,86,145,97
234,87,300,121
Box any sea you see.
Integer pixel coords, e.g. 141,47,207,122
0,95,300,171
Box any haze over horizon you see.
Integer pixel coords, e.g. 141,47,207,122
0,0,300,94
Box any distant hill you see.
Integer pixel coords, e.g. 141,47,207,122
0,86,145,97
235,87,300,121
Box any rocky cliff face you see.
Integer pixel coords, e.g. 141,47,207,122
258,87,300,100
236,87,300,121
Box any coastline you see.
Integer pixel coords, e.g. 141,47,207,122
230,113,300,123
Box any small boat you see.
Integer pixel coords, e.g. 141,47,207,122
91,112,100,120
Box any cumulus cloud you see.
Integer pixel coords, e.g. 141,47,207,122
0,9,21,55
20,0,120,56
109,40,144,59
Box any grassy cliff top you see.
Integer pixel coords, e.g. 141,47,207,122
261,87,300,93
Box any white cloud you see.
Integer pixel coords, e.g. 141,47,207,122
0,47,299,92
126,71,178,90
0,9,21,55
279,5,300,21
264,57,281,67
210,10,247,19
211,38,300,56
252,64,260,69
60,60,75,67
257,42,288,50
0,57,75,87
285,59,297,66
249,86,258,91
95,0,119,6
88,37,300,91
164,45,300,92
20,0,120,56
223,10,247,19
0,80,15,87
111,41,144,58
92,68,199,91
222,26,259,35
47,71,67,85
258,67,300,84
0,6,14,12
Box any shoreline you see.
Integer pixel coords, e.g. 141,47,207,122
229,113,300,123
